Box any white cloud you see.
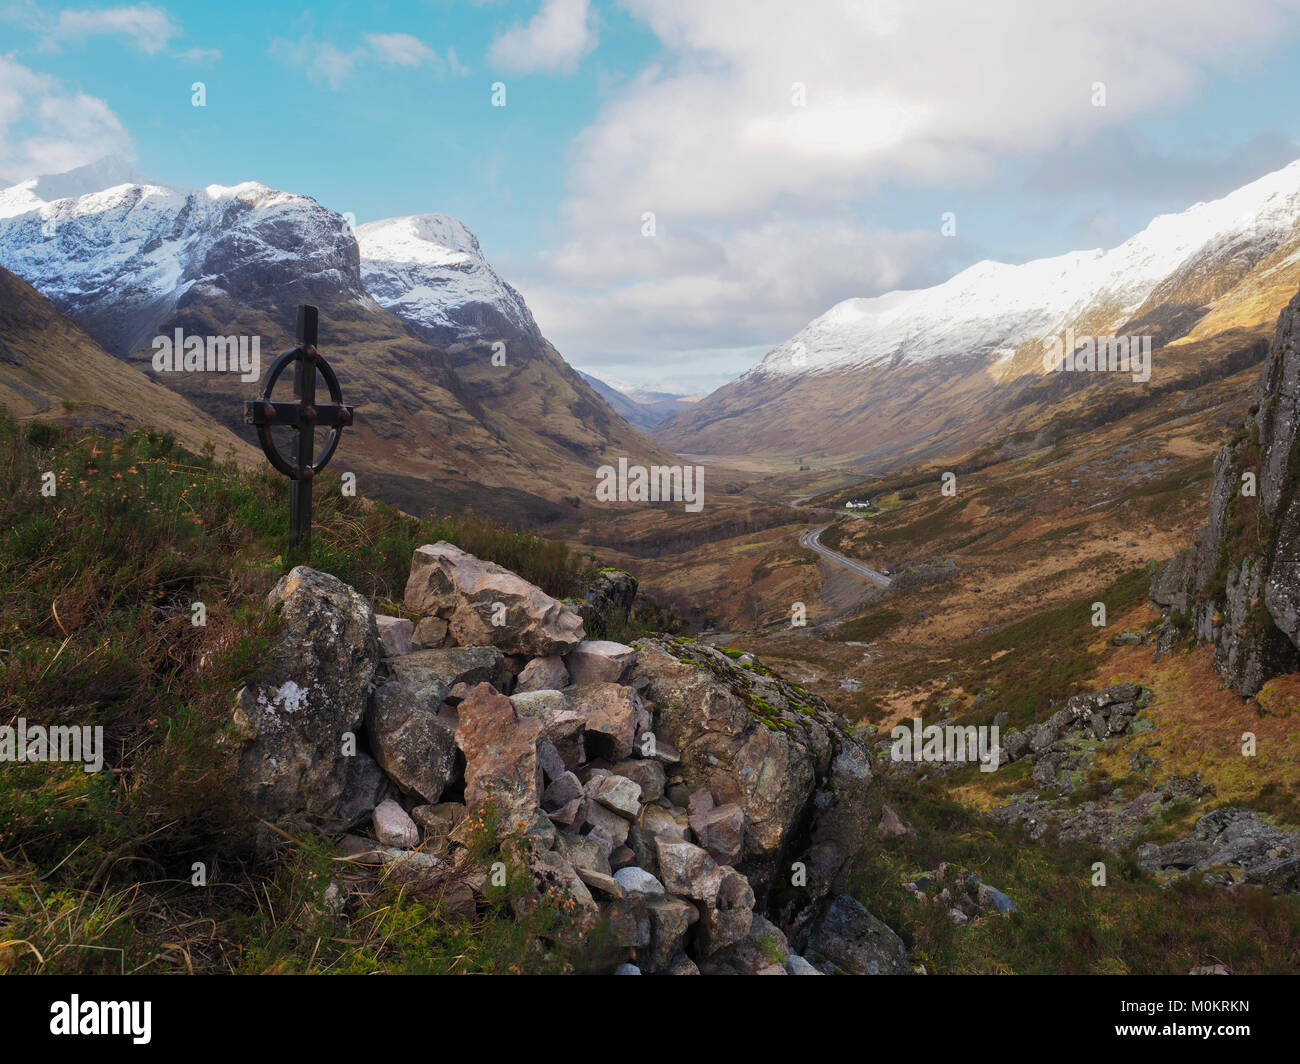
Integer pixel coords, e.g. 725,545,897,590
514,216,946,393
527,0,1300,386
489,0,596,75
365,32,437,68
176,46,222,64
0,56,132,179
565,0,1300,227
276,30,457,89
52,3,179,55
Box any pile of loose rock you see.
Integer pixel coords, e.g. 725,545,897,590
903,863,1017,926
231,542,888,974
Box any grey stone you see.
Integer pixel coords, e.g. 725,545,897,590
232,567,380,817
613,866,666,895
806,895,910,975
375,614,415,657
516,655,569,692
372,799,419,849
565,640,637,685
586,773,643,818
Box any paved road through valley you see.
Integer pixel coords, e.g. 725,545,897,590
799,526,892,589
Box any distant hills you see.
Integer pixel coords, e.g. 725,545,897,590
576,371,696,432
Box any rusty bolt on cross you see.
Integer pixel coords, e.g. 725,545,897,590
243,305,355,559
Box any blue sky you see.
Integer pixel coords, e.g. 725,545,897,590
5,1,1300,395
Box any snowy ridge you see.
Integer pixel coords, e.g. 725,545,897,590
0,158,362,355
753,157,1300,379
356,214,542,346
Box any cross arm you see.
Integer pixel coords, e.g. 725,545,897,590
243,400,355,428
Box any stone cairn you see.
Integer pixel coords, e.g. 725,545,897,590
231,542,893,974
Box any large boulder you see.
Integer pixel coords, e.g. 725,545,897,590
454,682,545,835
232,567,380,817
805,895,911,975
403,542,585,656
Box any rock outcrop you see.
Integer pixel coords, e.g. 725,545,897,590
1151,289,1300,695
629,637,874,924
1136,808,1300,893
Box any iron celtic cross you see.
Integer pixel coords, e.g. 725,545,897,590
243,305,354,558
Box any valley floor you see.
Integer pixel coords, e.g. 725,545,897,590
574,356,1300,972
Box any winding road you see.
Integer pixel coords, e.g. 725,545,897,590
799,526,892,589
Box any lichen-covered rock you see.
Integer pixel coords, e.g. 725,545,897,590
510,690,586,769
233,567,380,817
412,616,448,649
579,568,639,639
393,646,509,693
403,542,584,656
614,866,665,895
611,759,665,802
629,637,871,910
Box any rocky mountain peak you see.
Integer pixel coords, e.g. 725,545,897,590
356,213,543,349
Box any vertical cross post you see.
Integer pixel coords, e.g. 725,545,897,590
289,305,318,559
244,305,354,563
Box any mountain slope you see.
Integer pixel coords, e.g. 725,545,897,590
0,264,257,461
659,158,1300,463
357,214,672,470
0,162,660,521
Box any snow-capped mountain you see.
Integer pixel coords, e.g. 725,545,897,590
357,214,541,348
354,210,670,468
660,157,1300,461
0,157,664,518
753,159,1300,380
0,157,362,357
